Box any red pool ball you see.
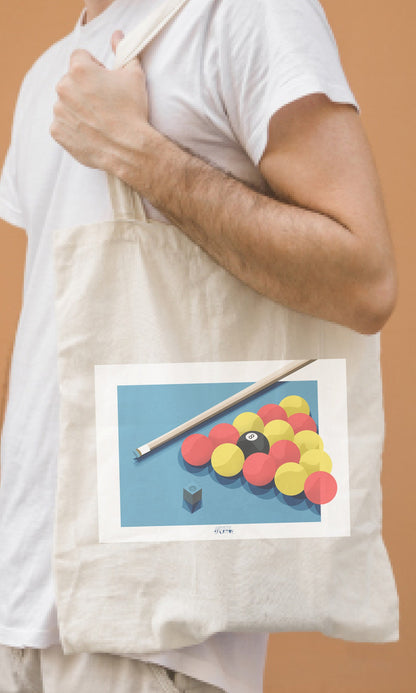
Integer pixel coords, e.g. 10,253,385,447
269,439,301,468
257,403,288,425
181,434,215,467
243,452,278,486
288,413,317,434
304,471,338,505
209,422,240,447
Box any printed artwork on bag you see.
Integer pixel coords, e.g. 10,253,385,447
95,359,350,542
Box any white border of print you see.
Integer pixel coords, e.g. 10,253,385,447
95,359,350,543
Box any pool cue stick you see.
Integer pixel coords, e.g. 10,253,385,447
136,358,316,457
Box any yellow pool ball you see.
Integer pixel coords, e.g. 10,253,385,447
211,443,245,478
264,419,294,446
293,430,324,456
274,462,308,496
233,412,264,435
299,449,333,476
279,395,310,417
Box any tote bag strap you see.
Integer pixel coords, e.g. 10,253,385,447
107,0,190,222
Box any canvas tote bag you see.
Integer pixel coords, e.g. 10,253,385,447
51,0,399,656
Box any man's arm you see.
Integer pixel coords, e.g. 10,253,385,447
257,94,397,333
114,96,397,334
51,48,397,334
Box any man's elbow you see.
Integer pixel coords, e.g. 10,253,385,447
353,264,398,335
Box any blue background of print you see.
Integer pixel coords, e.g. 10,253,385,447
117,379,321,527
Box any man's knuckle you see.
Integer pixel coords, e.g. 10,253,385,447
53,99,66,118
71,62,85,78
70,48,85,62
70,50,88,75
55,77,68,97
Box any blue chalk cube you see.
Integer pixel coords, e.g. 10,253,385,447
183,484,202,506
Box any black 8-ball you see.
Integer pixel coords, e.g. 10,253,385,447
237,430,270,458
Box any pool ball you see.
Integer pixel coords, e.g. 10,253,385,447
288,413,317,434
181,434,215,467
264,419,294,446
274,462,308,496
269,439,301,467
243,453,278,486
300,449,332,476
209,422,240,447
211,443,245,478
233,411,264,435
294,430,324,456
279,395,310,417
304,471,338,504
237,430,270,458
257,403,288,425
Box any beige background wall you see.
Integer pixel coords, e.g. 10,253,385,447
0,2,414,691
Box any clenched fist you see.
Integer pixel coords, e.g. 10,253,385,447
50,31,151,173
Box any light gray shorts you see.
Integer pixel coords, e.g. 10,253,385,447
0,643,225,693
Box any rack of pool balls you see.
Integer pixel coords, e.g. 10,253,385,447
180,395,337,506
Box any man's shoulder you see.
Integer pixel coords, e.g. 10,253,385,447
18,32,74,102
215,0,322,18
211,0,327,44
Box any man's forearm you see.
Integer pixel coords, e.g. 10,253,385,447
111,125,390,333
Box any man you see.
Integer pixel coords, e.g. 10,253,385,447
0,0,396,691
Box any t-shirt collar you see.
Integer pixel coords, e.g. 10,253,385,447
73,0,133,39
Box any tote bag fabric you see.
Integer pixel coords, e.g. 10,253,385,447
51,0,399,656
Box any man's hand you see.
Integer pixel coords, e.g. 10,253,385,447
50,32,150,171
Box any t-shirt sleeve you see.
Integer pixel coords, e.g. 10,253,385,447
216,0,360,166
0,81,27,230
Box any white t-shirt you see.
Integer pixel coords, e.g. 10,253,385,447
0,0,358,690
